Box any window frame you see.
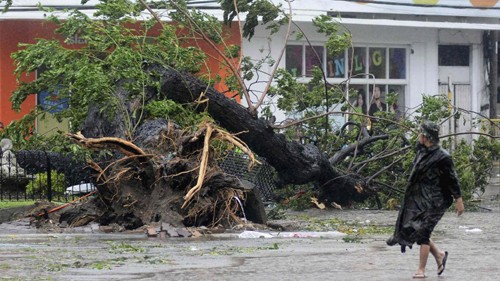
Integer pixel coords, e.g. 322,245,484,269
285,43,409,85
284,43,410,119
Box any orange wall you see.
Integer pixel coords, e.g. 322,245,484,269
0,20,60,126
0,19,242,127
188,24,242,102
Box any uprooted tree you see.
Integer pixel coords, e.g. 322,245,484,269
5,0,500,229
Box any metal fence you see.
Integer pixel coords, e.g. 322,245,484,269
218,151,277,202
0,150,95,202
0,149,278,203
438,83,473,146
491,119,500,137
491,119,500,188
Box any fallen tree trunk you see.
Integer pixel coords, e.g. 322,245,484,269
74,66,375,231
153,67,373,205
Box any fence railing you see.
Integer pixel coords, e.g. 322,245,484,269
218,151,277,202
0,150,95,202
491,119,500,137
1,149,278,203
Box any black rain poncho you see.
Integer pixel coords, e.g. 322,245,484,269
387,142,461,252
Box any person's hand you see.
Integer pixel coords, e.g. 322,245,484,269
455,197,464,216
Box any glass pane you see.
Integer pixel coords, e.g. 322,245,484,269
286,45,303,77
348,47,366,78
368,84,387,116
327,49,346,78
438,45,470,66
388,86,405,120
349,85,368,115
305,45,324,77
369,48,386,79
389,48,406,79
498,86,500,104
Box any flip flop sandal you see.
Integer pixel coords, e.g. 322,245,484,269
438,251,448,275
413,273,426,279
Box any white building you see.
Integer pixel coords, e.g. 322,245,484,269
242,0,500,141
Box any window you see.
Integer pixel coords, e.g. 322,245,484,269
349,84,406,118
389,48,406,79
369,47,386,79
286,45,303,77
285,44,408,118
305,46,324,76
286,44,407,80
348,47,367,78
285,44,325,77
438,45,470,66
327,50,345,78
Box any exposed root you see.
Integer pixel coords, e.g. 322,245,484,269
68,133,156,193
218,189,245,226
123,200,138,208
70,215,98,227
183,187,245,227
113,167,133,182
67,132,147,156
181,122,259,208
86,160,109,185
214,131,260,170
182,123,213,208
64,121,258,229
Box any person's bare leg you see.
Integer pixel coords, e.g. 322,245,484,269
415,244,430,277
429,240,446,272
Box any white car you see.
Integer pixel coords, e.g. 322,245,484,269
65,182,96,195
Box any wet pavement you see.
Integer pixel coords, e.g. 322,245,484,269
1,199,500,281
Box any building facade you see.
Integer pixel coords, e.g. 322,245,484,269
242,0,500,141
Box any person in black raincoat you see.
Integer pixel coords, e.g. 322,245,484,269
386,121,464,278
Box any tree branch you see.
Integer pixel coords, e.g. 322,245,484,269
172,1,253,111
440,131,500,139
366,155,406,185
253,1,294,111
138,0,164,29
329,134,390,165
351,146,411,172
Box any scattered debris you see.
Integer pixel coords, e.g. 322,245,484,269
145,224,204,238
238,230,274,239
237,230,346,239
460,226,483,233
331,202,343,210
310,197,326,209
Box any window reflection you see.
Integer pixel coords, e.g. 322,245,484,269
388,85,406,120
